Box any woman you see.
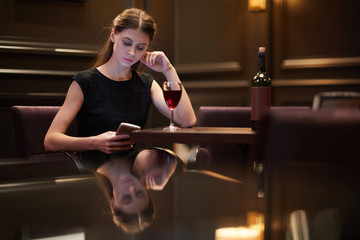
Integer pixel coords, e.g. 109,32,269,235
44,8,196,165
95,156,155,233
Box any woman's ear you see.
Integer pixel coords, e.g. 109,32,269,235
110,197,115,213
110,29,115,43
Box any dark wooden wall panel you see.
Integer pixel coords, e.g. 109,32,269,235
0,0,124,45
174,0,246,78
175,0,242,65
285,0,360,58
272,0,360,79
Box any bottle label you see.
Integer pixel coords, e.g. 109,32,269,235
251,87,271,121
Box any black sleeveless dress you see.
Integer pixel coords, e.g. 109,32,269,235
73,68,153,169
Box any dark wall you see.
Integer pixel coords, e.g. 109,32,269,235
271,0,360,105
1,0,360,157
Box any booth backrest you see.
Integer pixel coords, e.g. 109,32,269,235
10,106,78,158
198,106,310,127
312,91,360,109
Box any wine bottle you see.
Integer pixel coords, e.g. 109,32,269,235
251,47,271,130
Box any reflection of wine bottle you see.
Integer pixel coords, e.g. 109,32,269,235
251,47,271,130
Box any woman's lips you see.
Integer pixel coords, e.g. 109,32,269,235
123,57,133,63
122,176,133,183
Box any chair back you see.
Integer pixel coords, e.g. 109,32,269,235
253,110,360,240
198,106,252,127
10,106,77,158
312,91,360,109
198,106,310,127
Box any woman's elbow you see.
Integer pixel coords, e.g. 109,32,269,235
43,137,51,151
182,115,197,128
189,116,197,127
44,135,56,152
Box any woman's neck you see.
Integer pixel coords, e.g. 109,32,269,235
97,60,132,81
97,159,131,185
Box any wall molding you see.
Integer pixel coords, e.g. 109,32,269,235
0,37,99,57
281,57,360,69
0,68,78,76
175,62,242,74
184,78,360,89
272,78,360,87
0,92,66,98
183,79,249,89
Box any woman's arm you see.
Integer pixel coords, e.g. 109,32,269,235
44,81,133,154
141,51,197,127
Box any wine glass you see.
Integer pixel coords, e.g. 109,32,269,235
162,81,182,131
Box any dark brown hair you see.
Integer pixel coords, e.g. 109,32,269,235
92,8,157,69
113,201,155,233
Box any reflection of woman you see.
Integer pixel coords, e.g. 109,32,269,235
132,148,178,191
95,156,155,233
94,148,179,232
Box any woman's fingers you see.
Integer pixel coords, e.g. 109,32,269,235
97,131,135,154
141,51,168,67
144,174,155,188
145,174,151,188
150,175,156,187
142,52,155,66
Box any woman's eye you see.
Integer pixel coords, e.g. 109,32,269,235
123,41,132,47
121,195,132,204
136,47,144,51
136,191,146,198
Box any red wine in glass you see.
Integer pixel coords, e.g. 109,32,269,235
164,90,182,109
162,81,182,131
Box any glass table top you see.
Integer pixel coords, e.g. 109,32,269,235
0,144,265,240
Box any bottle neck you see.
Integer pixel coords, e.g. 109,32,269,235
258,53,266,72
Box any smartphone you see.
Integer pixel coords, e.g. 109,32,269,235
116,122,141,135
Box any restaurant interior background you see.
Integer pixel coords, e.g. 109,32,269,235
0,0,359,239
1,0,360,157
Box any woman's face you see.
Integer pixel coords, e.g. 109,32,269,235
111,28,150,68
111,173,149,214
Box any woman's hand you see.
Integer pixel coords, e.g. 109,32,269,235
140,51,173,74
140,169,168,191
92,131,134,154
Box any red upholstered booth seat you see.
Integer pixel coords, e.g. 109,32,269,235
8,106,83,180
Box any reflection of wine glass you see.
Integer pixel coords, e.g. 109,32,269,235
162,81,182,131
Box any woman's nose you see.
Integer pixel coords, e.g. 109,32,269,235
129,185,135,193
128,46,136,56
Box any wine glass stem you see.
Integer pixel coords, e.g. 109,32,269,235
170,109,175,127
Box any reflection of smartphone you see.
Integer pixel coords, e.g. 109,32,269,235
116,122,141,135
